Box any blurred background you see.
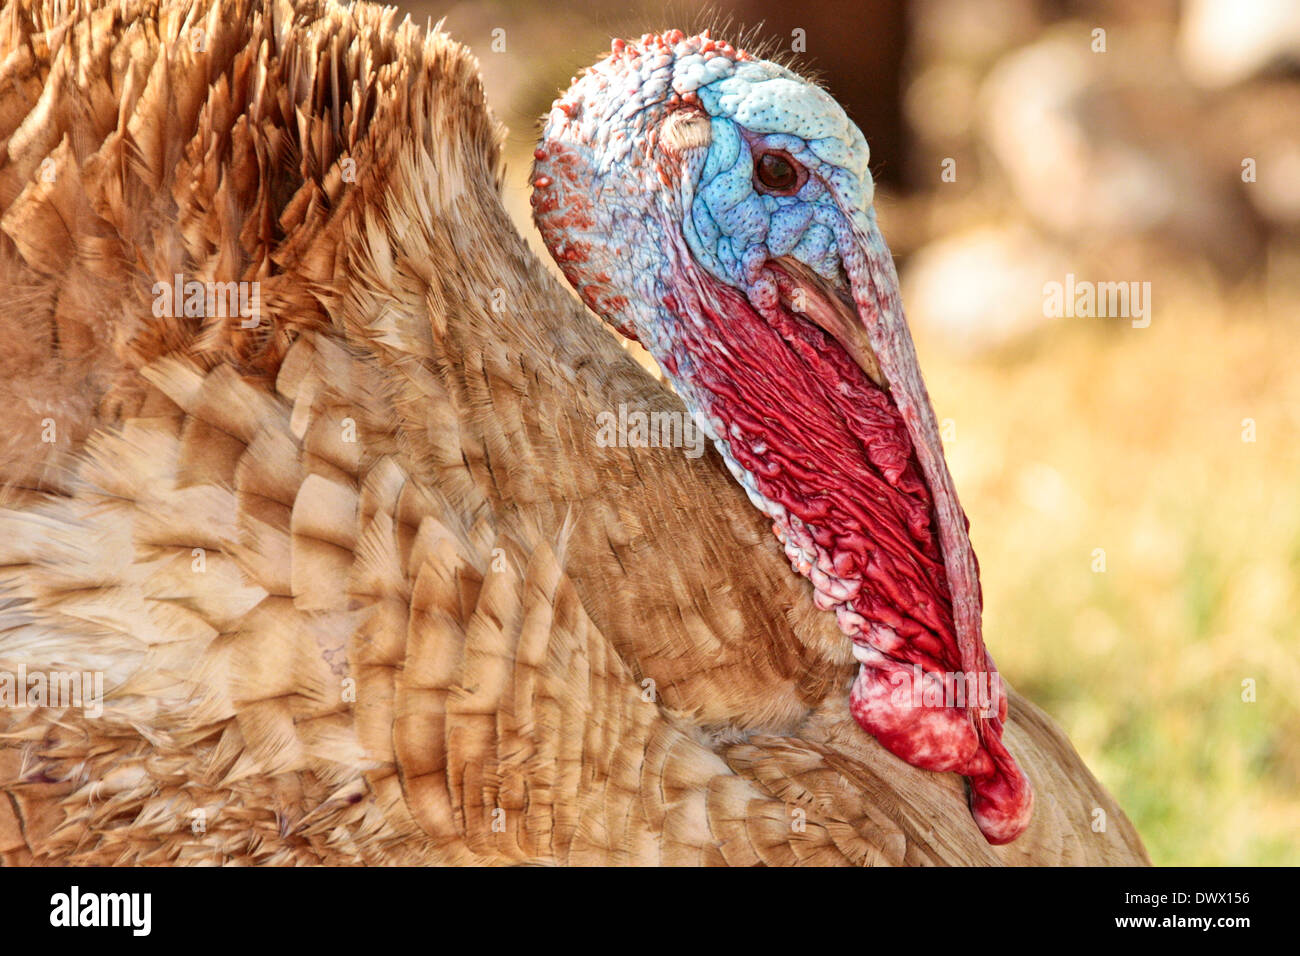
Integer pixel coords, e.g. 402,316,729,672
395,0,1300,865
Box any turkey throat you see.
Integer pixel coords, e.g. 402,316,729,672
656,253,1033,846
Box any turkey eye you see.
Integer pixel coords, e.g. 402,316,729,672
755,151,801,193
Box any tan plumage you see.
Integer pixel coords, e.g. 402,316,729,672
0,0,1147,865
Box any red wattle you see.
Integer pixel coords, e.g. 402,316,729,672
671,269,1033,844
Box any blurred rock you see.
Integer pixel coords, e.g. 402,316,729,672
909,0,1041,65
900,225,1065,354
906,62,981,144
978,25,1264,271
1215,82,1300,228
1178,0,1300,87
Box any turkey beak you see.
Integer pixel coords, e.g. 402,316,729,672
772,224,986,684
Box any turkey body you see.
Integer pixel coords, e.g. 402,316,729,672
0,0,1147,865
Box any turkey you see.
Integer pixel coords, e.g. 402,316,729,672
0,0,1147,865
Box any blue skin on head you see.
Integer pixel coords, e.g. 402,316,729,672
683,64,873,289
